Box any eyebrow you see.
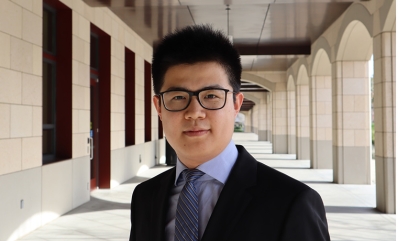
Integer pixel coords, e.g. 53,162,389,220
163,84,225,92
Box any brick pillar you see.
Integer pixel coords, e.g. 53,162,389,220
252,105,259,135
332,60,371,184
258,98,268,141
296,85,310,160
373,31,396,213
273,85,288,153
287,90,296,154
310,75,333,169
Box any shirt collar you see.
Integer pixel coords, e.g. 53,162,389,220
174,140,238,185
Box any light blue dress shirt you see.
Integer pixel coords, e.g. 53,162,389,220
164,140,238,241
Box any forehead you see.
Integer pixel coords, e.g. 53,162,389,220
161,62,230,91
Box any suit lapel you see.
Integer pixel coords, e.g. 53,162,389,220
201,145,257,241
150,167,176,241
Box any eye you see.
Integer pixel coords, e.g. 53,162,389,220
172,95,186,100
204,94,219,99
202,90,223,99
164,91,189,101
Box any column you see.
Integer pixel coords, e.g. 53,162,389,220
332,60,371,184
287,90,296,154
373,31,396,213
273,84,288,153
258,98,268,141
296,85,310,160
310,75,333,169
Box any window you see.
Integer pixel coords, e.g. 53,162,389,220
125,48,135,146
42,5,56,162
42,0,72,164
144,60,152,142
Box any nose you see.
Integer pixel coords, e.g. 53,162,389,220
184,96,206,120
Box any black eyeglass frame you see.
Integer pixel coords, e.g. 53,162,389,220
156,88,236,112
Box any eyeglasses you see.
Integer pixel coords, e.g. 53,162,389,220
157,88,235,112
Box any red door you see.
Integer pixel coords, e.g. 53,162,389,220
90,77,99,190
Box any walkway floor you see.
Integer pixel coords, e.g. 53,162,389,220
17,159,396,241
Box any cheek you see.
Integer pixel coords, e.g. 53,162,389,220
212,110,236,130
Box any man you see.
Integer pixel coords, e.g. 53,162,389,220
129,25,330,241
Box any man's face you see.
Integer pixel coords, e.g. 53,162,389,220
153,62,244,168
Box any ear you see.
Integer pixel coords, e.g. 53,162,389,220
233,92,244,115
153,95,162,120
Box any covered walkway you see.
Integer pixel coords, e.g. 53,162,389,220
0,0,401,240
17,136,395,241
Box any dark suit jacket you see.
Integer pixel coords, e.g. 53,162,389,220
130,145,330,241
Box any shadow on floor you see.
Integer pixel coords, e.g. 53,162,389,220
122,176,150,184
325,206,381,214
65,196,131,215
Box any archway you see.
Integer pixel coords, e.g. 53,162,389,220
333,18,373,185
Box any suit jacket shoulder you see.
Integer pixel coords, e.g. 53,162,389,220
202,145,330,241
130,167,175,241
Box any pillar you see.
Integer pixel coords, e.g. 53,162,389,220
310,75,333,169
258,98,268,141
296,85,310,160
287,90,296,154
332,60,371,184
273,83,288,153
373,31,396,213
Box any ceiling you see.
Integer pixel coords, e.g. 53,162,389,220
82,0,359,110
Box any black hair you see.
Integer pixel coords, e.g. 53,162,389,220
151,24,242,95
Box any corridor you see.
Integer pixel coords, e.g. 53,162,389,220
17,137,395,241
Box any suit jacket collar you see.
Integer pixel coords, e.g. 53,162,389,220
201,145,257,241
153,167,176,241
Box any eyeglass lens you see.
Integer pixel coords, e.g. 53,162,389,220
162,89,227,111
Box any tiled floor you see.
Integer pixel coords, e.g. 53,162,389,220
17,161,395,241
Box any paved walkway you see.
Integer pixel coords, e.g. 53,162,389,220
17,158,395,241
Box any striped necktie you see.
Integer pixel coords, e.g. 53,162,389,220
175,169,205,241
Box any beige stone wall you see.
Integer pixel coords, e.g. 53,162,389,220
72,2,91,158
0,0,155,176
0,1,156,240
0,0,43,176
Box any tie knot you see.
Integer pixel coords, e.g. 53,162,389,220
183,169,204,183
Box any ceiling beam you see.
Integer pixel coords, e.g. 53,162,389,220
234,42,311,55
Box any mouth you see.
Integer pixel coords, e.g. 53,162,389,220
183,129,210,137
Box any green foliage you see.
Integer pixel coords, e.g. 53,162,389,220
371,123,375,145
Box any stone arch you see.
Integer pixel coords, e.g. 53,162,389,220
287,75,295,91
241,72,275,92
336,20,372,61
311,37,332,69
335,3,373,61
311,48,332,76
381,0,396,32
296,65,309,85
243,92,261,105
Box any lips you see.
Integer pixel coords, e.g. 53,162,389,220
183,129,209,136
